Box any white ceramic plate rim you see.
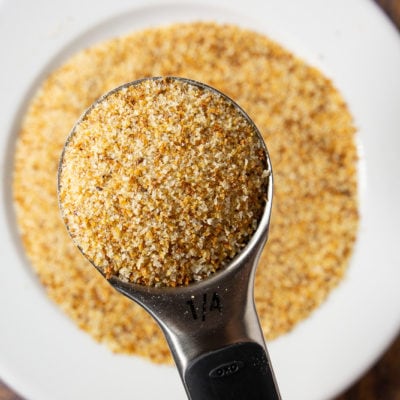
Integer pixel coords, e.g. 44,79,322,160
0,1,400,399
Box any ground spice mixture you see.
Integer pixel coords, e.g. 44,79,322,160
13,22,358,363
58,77,269,287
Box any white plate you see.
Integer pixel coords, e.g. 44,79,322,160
1,1,400,399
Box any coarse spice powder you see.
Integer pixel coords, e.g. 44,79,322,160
13,22,358,363
58,77,269,287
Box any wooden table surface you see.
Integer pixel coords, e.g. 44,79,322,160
1,1,399,399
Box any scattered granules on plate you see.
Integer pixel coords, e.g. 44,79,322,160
58,77,269,287
13,22,358,363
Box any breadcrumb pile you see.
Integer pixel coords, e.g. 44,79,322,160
59,77,269,287
13,22,358,363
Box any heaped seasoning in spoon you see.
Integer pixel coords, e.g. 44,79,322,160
58,77,269,287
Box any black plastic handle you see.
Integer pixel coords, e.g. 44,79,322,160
184,342,280,400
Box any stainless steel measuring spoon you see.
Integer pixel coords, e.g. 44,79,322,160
58,77,281,400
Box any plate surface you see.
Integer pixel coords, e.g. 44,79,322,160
1,1,400,399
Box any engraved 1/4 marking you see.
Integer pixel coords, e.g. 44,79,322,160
186,292,222,321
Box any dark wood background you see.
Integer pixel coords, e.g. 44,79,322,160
1,1,399,399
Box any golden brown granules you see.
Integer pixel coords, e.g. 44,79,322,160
13,22,358,363
58,77,269,287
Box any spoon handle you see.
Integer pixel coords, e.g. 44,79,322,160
184,341,280,400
